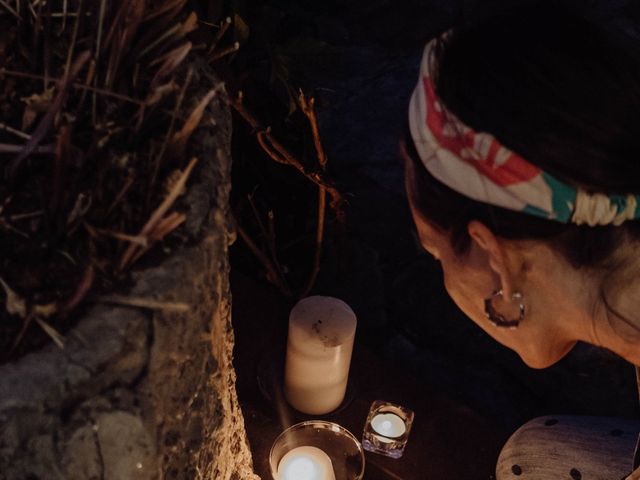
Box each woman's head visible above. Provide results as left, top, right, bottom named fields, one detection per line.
left=405, top=2, right=640, bottom=367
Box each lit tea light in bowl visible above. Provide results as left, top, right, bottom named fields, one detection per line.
left=270, top=421, right=365, bottom=480
left=362, top=401, right=415, bottom=458
left=277, top=446, right=336, bottom=480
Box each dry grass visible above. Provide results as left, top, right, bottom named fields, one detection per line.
left=0, top=0, right=232, bottom=355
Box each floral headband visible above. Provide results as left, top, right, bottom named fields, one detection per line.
left=408, top=39, right=639, bottom=227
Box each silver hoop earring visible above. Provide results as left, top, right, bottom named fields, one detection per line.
left=484, top=289, right=525, bottom=329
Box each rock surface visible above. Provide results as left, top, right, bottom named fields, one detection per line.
left=0, top=67, right=258, bottom=480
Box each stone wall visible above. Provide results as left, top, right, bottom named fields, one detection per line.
left=0, top=67, right=258, bottom=480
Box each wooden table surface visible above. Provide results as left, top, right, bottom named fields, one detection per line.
left=232, top=273, right=509, bottom=480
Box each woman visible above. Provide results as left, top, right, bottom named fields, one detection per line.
left=404, top=2, right=640, bottom=478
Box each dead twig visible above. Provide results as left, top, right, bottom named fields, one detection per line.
left=139, top=22, right=182, bottom=58
left=148, top=68, right=192, bottom=196
left=236, top=219, right=292, bottom=297
left=64, top=264, right=95, bottom=313
left=246, top=194, right=289, bottom=293
left=75, top=58, right=96, bottom=115
left=207, top=16, right=231, bottom=54
left=9, top=210, right=44, bottom=221
left=0, top=122, right=30, bottom=140
left=301, top=186, right=326, bottom=297
left=226, top=91, right=344, bottom=220
left=61, top=0, right=68, bottom=31
left=9, top=313, right=35, bottom=356
left=106, top=171, right=135, bottom=215
left=298, top=92, right=327, bottom=169
left=9, top=50, right=92, bottom=176
left=142, top=0, right=187, bottom=24
left=0, top=276, right=27, bottom=318
left=94, top=294, right=190, bottom=312
left=95, top=0, right=107, bottom=58
left=119, top=157, right=198, bottom=270
left=209, top=42, right=239, bottom=62
left=0, top=143, right=54, bottom=154
left=267, top=210, right=277, bottom=256
left=34, top=316, right=65, bottom=348
left=62, top=0, right=83, bottom=83
left=0, top=0, right=21, bottom=20
left=84, top=223, right=148, bottom=247
left=149, top=41, right=192, bottom=89
left=0, top=277, right=57, bottom=355
left=0, top=69, right=141, bottom=104
left=299, top=92, right=328, bottom=297
left=128, top=211, right=186, bottom=266
left=171, top=84, right=223, bottom=156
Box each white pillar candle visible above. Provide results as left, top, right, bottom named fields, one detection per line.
left=371, top=412, right=406, bottom=443
left=284, top=296, right=357, bottom=415
left=277, top=446, right=337, bottom=480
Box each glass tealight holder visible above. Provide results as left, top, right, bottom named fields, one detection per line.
left=362, top=400, right=415, bottom=459
left=269, top=420, right=365, bottom=480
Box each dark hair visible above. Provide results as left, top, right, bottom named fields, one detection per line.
left=405, top=1, right=640, bottom=269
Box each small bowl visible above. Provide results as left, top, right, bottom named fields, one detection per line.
left=269, top=420, right=365, bottom=480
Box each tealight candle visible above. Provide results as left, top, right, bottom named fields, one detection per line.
left=362, top=400, right=415, bottom=458
left=371, top=412, right=407, bottom=443
left=277, top=446, right=337, bottom=480
left=284, top=296, right=357, bottom=415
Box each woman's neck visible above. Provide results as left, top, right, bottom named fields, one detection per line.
left=580, top=241, right=640, bottom=366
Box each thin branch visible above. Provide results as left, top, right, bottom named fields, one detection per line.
left=9, top=210, right=44, bottom=221
left=138, top=22, right=181, bottom=57
left=9, top=50, right=91, bottom=176
left=8, top=313, right=34, bottom=356
left=63, top=264, right=94, bottom=313
left=0, top=0, right=21, bottom=20
left=207, top=16, right=231, bottom=54
left=267, top=209, right=277, bottom=257
left=172, top=84, right=223, bottom=155
left=63, top=0, right=83, bottom=79
left=84, top=223, right=148, bottom=246
left=299, top=92, right=328, bottom=297
left=0, top=68, right=144, bottom=105
left=95, top=0, right=107, bottom=59
left=301, top=186, right=326, bottom=297
left=94, top=295, right=190, bottom=312
left=119, top=157, right=198, bottom=270
left=106, top=172, right=135, bottom=215
left=247, top=191, right=269, bottom=242
left=0, top=122, right=30, bottom=140
left=225, top=91, right=344, bottom=219
left=235, top=220, right=292, bottom=297
left=209, top=41, right=239, bottom=62
left=148, top=68, right=192, bottom=199
left=35, top=316, right=65, bottom=348
left=128, top=212, right=186, bottom=266
left=75, top=58, right=96, bottom=115
left=246, top=194, right=289, bottom=292
left=298, top=91, right=327, bottom=168
left=255, top=129, right=289, bottom=166
left=61, top=0, right=68, bottom=31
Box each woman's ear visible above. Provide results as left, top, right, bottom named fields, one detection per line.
left=467, top=220, right=517, bottom=298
